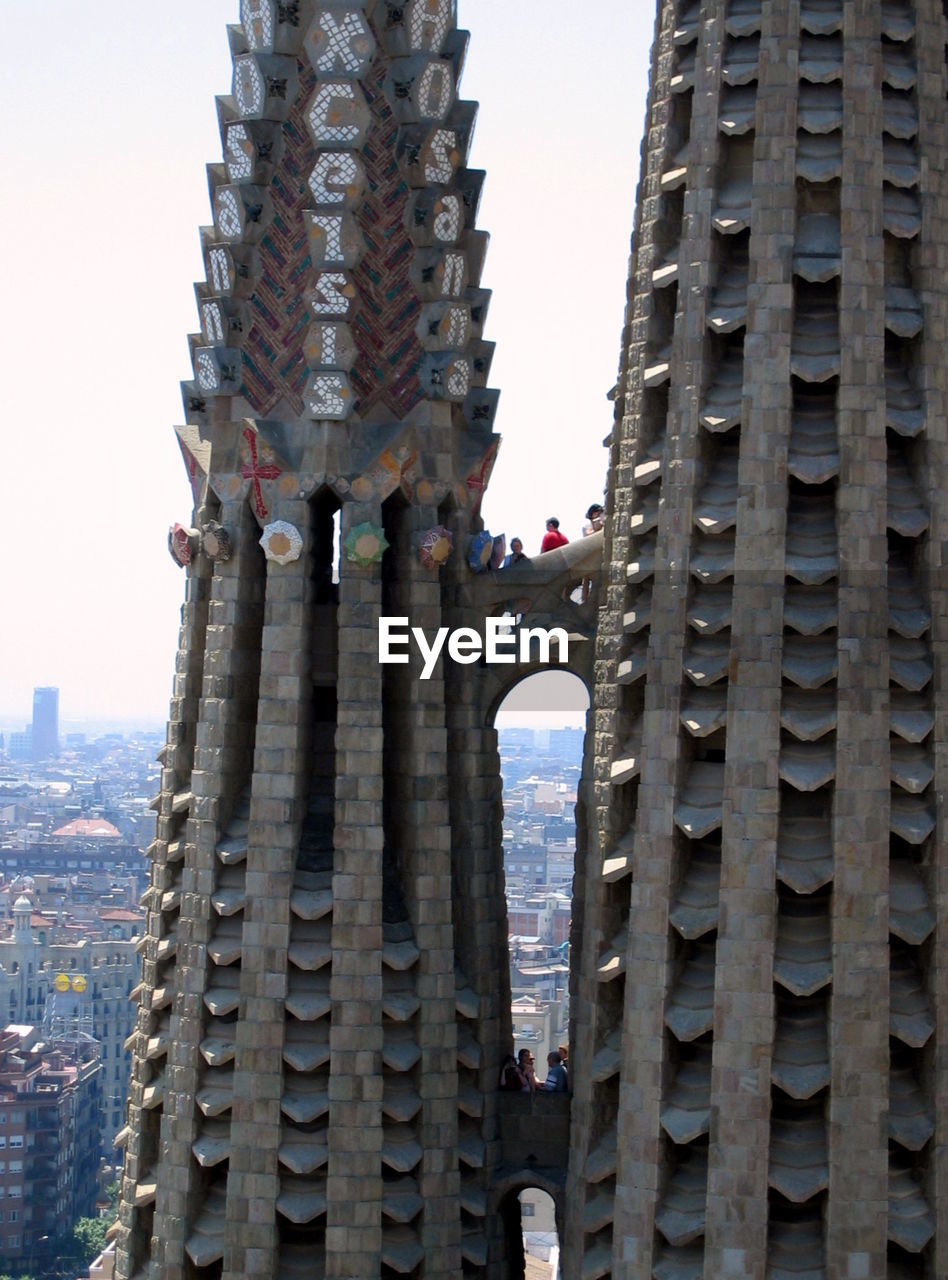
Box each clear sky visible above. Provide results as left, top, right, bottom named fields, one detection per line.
left=0, top=2, right=654, bottom=728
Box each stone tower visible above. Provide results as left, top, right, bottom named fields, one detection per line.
left=571, top=0, right=948, bottom=1277
left=116, top=3, right=599, bottom=1279
left=119, top=1, right=948, bottom=1279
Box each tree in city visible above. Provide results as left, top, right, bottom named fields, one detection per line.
left=72, top=1214, right=110, bottom=1264
left=71, top=1181, right=120, bottom=1267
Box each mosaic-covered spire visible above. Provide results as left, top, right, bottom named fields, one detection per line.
left=117, top=4, right=503, bottom=1278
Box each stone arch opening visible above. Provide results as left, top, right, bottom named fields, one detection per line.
left=490, top=670, right=589, bottom=1098
left=491, top=1176, right=565, bottom=1280
left=518, top=1188, right=560, bottom=1279
left=488, top=669, right=590, bottom=731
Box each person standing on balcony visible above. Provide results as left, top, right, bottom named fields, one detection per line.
left=541, top=1051, right=569, bottom=1092
left=517, top=1048, right=538, bottom=1092
left=540, top=518, right=569, bottom=553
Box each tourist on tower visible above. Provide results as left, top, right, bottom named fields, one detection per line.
left=541, top=1051, right=569, bottom=1092
left=503, top=537, right=527, bottom=566
left=581, top=503, right=604, bottom=601
left=540, top=517, right=569, bottom=553
left=583, top=503, right=604, bottom=536
left=517, top=1048, right=537, bottom=1092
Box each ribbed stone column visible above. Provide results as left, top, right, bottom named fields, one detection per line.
left=915, top=2, right=948, bottom=1274
left=117, top=522, right=213, bottom=1280
left=153, top=498, right=264, bottom=1280
left=614, top=4, right=728, bottom=1277
left=225, top=498, right=314, bottom=1277
left=567, top=0, right=697, bottom=1272
left=393, top=504, right=462, bottom=1277
left=443, top=649, right=507, bottom=1274
left=826, top=3, right=889, bottom=1272
left=704, top=0, right=797, bottom=1271
left=326, top=499, right=385, bottom=1277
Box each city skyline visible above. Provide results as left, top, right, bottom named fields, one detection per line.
left=0, top=706, right=588, bottom=736
left=0, top=669, right=590, bottom=735
left=0, top=1, right=650, bottom=725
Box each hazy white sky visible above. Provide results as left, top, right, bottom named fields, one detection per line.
left=0, top=2, right=654, bottom=727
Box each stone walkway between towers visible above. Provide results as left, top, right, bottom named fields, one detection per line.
left=491, top=1094, right=571, bottom=1232
left=474, top=530, right=604, bottom=713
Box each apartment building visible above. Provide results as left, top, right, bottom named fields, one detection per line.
left=0, top=1025, right=101, bottom=1266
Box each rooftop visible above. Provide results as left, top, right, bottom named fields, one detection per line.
left=52, top=818, right=121, bottom=838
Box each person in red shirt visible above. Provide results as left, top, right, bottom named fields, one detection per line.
left=540, top=517, right=569, bottom=553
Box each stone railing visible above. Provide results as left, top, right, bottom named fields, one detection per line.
left=494, top=1091, right=571, bottom=1177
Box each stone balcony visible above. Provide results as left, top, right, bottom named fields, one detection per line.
left=494, top=1091, right=571, bottom=1182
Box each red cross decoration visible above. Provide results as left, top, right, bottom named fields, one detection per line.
left=240, top=426, right=283, bottom=520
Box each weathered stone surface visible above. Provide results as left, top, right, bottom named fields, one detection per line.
left=118, top=3, right=948, bottom=1279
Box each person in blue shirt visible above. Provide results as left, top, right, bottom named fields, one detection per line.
left=503, top=537, right=527, bottom=567
left=542, top=1050, right=569, bottom=1092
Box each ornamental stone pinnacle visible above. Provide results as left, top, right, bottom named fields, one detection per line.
left=119, top=1, right=948, bottom=1278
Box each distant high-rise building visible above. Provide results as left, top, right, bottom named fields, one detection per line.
left=0, top=895, right=142, bottom=1154
left=547, top=726, right=584, bottom=760
left=31, top=687, right=58, bottom=760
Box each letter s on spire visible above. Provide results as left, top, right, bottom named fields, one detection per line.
left=409, top=0, right=454, bottom=53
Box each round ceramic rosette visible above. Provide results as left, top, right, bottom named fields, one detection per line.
left=201, top=521, right=233, bottom=562
left=168, top=523, right=198, bottom=568
left=260, top=521, right=303, bottom=566
left=468, top=530, right=494, bottom=573
left=344, top=522, right=389, bottom=567
left=419, top=525, right=454, bottom=569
